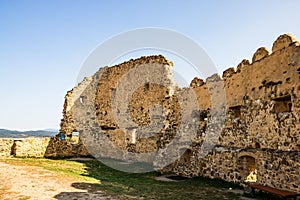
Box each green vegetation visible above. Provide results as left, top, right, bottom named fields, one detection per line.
left=2, top=158, right=244, bottom=200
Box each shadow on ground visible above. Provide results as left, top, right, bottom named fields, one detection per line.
left=54, top=182, right=118, bottom=200
left=52, top=159, right=253, bottom=200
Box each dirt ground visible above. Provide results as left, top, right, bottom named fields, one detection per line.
left=0, top=161, right=119, bottom=200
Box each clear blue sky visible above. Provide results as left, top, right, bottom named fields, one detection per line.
left=1, top=0, right=300, bottom=131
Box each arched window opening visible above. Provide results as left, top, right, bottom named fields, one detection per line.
left=238, top=155, right=257, bottom=182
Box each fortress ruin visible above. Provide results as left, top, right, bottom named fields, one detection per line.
left=54, top=34, right=300, bottom=193
left=60, top=34, right=300, bottom=192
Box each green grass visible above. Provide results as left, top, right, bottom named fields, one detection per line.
left=1, top=158, right=98, bottom=183
left=2, top=158, right=244, bottom=200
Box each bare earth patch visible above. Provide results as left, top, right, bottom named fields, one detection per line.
left=0, top=161, right=118, bottom=200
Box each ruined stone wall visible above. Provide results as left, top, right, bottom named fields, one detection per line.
left=0, top=137, right=89, bottom=158
left=169, top=148, right=299, bottom=192
left=60, top=76, right=93, bottom=135
left=0, top=138, right=14, bottom=157
left=60, top=55, right=180, bottom=160
left=218, top=34, right=300, bottom=151
left=95, top=56, right=174, bottom=129
left=166, top=34, right=300, bottom=193
left=0, top=138, right=49, bottom=157
left=58, top=34, right=299, bottom=192
left=44, top=137, right=89, bottom=158
left=95, top=56, right=178, bottom=154
left=187, top=34, right=300, bottom=151
left=258, top=150, right=299, bottom=192
left=13, top=138, right=50, bottom=157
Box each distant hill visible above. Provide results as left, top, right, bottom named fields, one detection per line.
left=0, top=128, right=58, bottom=138
left=43, top=129, right=59, bottom=133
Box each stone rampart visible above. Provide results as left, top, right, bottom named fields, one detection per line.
left=57, top=34, right=300, bottom=192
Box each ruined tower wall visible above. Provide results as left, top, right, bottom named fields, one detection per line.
left=59, top=55, right=180, bottom=161
left=95, top=56, right=174, bottom=129
left=59, top=77, right=93, bottom=135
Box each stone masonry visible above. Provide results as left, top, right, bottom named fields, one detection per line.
left=0, top=138, right=49, bottom=157
left=58, top=34, right=300, bottom=193
left=0, top=137, right=89, bottom=158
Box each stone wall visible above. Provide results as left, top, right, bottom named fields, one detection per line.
left=167, top=148, right=299, bottom=192
left=165, top=34, right=300, bottom=193
left=60, top=55, right=181, bottom=161
left=0, top=138, right=14, bottom=157
left=44, top=137, right=89, bottom=158
left=60, top=76, right=93, bottom=135
left=0, top=138, right=50, bottom=157
left=0, top=137, right=89, bottom=158
left=58, top=34, right=300, bottom=192
left=12, top=138, right=50, bottom=157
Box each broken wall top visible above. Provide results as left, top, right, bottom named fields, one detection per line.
left=192, top=33, right=300, bottom=109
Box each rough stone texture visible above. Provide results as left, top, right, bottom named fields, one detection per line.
left=0, top=138, right=14, bottom=157
left=252, top=47, right=270, bottom=63
left=236, top=59, right=250, bottom=73
left=58, top=34, right=300, bottom=193
left=222, top=67, right=236, bottom=78
left=60, top=77, right=93, bottom=135
left=272, top=33, right=299, bottom=52
left=44, top=137, right=89, bottom=158
left=13, top=138, right=50, bottom=157
left=0, top=137, right=89, bottom=158
left=66, top=55, right=181, bottom=163
left=166, top=33, right=300, bottom=193
left=0, top=138, right=49, bottom=157
left=59, top=90, right=76, bottom=135
left=190, top=77, right=205, bottom=88
left=95, top=56, right=174, bottom=129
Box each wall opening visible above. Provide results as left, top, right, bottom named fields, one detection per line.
left=238, top=156, right=257, bottom=182
left=273, top=95, right=292, bottom=113
left=180, top=149, right=192, bottom=163
left=131, top=129, right=136, bottom=144
left=195, top=110, right=208, bottom=121
left=144, top=82, right=150, bottom=91
left=67, top=132, right=80, bottom=144
left=111, top=88, right=116, bottom=98
left=100, top=125, right=116, bottom=130
left=10, top=141, right=17, bottom=156
left=79, top=96, right=84, bottom=104
left=229, top=105, right=242, bottom=118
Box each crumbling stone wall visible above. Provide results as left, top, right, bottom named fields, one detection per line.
left=0, top=137, right=89, bottom=158
left=60, top=76, right=93, bottom=135
left=0, top=138, right=49, bottom=157
left=13, top=138, right=50, bottom=157
left=44, top=137, right=89, bottom=158
left=59, top=34, right=299, bottom=192
left=59, top=56, right=178, bottom=155
left=166, top=34, right=300, bottom=193
left=95, top=56, right=174, bottom=129
left=0, top=138, right=14, bottom=157
left=64, top=56, right=182, bottom=163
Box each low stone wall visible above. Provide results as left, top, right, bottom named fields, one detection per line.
left=13, top=138, right=50, bottom=157
left=44, top=137, right=89, bottom=158
left=0, top=138, right=14, bottom=157
left=0, top=137, right=89, bottom=158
